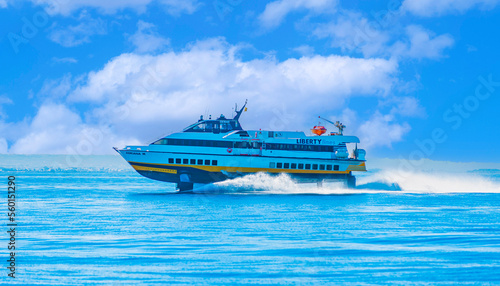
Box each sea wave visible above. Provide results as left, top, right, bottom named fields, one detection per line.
left=0, top=154, right=130, bottom=172
left=2, top=155, right=500, bottom=194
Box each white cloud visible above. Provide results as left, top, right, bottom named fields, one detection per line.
left=314, top=14, right=453, bottom=60
left=292, top=45, right=315, bottom=56
left=259, top=0, right=337, bottom=29
left=64, top=38, right=397, bottom=151
left=9, top=104, right=82, bottom=154
left=17, top=0, right=199, bottom=16
left=0, top=138, right=7, bottom=153
left=52, top=57, right=78, bottom=64
left=392, top=25, right=454, bottom=60
left=48, top=12, right=107, bottom=47
left=159, top=0, right=200, bottom=16
left=388, top=96, right=426, bottom=118
left=401, top=0, right=500, bottom=17
left=9, top=104, right=141, bottom=154
left=313, top=12, right=391, bottom=58
left=38, top=74, right=73, bottom=99
left=0, top=95, right=13, bottom=120
left=129, top=21, right=170, bottom=53
left=0, top=0, right=7, bottom=8
left=27, top=0, right=152, bottom=15
left=327, top=105, right=418, bottom=149
left=359, top=112, right=411, bottom=149
left=5, top=38, right=411, bottom=154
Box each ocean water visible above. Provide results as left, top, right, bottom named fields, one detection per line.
left=2, top=155, right=500, bottom=285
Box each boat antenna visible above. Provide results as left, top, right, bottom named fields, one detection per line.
left=233, top=99, right=248, bottom=121
left=318, top=116, right=335, bottom=126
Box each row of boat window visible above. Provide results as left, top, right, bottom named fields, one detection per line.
left=266, top=143, right=335, bottom=152
left=152, top=139, right=340, bottom=153
left=168, top=158, right=218, bottom=166
left=270, top=162, right=340, bottom=171
left=166, top=157, right=340, bottom=170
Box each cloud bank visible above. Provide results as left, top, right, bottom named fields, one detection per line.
left=5, top=38, right=412, bottom=154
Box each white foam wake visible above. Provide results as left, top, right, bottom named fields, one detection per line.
left=193, top=171, right=500, bottom=195
left=366, top=170, right=500, bottom=193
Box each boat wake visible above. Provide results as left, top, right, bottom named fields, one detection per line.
left=191, top=171, right=500, bottom=195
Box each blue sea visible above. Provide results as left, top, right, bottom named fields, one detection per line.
left=2, top=155, right=500, bottom=285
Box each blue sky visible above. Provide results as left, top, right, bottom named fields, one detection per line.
left=0, top=0, right=499, bottom=162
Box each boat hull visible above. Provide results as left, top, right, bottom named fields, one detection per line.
left=116, top=149, right=364, bottom=190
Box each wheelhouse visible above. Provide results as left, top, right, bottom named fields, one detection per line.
left=183, top=117, right=242, bottom=133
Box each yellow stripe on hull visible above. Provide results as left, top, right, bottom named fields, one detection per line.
left=132, top=165, right=178, bottom=174
left=129, top=161, right=366, bottom=174
left=346, top=162, right=366, bottom=172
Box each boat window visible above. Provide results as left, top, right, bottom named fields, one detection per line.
left=277, top=163, right=283, bottom=168
left=176, top=158, right=181, bottom=164
left=334, top=165, right=339, bottom=171
left=168, top=158, right=174, bottom=164
left=197, top=159, right=203, bottom=165
left=151, top=139, right=167, bottom=145
left=184, top=119, right=242, bottom=133
left=183, top=159, right=188, bottom=164
left=155, top=140, right=334, bottom=151
left=298, top=163, right=304, bottom=169
left=284, top=163, right=290, bottom=169
left=291, top=163, right=297, bottom=169
left=319, top=164, right=325, bottom=170
left=238, top=131, right=249, bottom=137
left=235, top=142, right=248, bottom=148
left=212, top=160, right=218, bottom=166
left=192, top=123, right=206, bottom=131
left=220, top=120, right=232, bottom=132
left=326, top=165, right=333, bottom=171
left=190, top=159, right=196, bottom=165
left=205, top=160, right=210, bottom=165
left=205, top=122, right=215, bottom=132
left=305, top=164, right=311, bottom=170
left=269, top=162, right=275, bottom=168
left=312, top=164, right=318, bottom=170
left=231, top=121, right=240, bottom=129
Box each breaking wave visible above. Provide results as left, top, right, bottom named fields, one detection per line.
left=192, top=171, right=500, bottom=195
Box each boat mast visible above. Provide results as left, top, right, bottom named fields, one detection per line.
left=233, top=99, right=248, bottom=121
